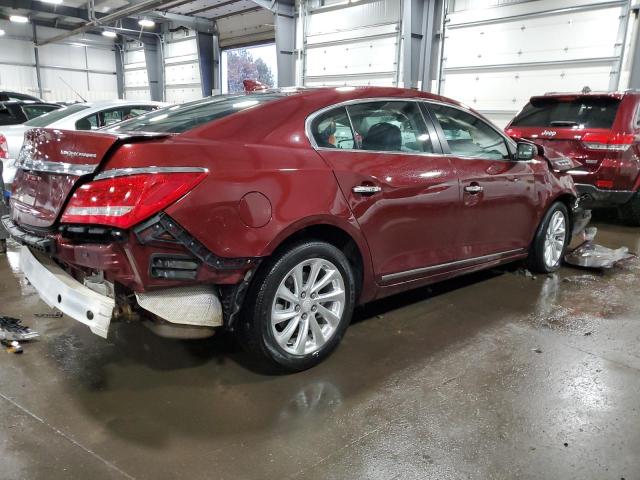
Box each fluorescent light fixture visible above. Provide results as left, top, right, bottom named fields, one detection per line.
left=102, top=30, right=117, bottom=38
left=9, top=15, right=29, bottom=23
left=0, top=29, right=5, bottom=36
left=138, top=18, right=155, bottom=28
left=40, top=0, right=64, bottom=4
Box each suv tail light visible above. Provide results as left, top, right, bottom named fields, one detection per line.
left=582, top=132, right=635, bottom=151
left=505, top=128, right=522, bottom=139
left=61, top=170, right=207, bottom=229
left=0, top=134, right=8, bottom=159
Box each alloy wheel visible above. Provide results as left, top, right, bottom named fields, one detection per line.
left=543, top=210, right=566, bottom=269
left=271, top=258, right=346, bottom=355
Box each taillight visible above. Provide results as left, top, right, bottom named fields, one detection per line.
left=582, top=132, right=635, bottom=151
left=0, top=134, right=8, bottom=159
left=61, top=171, right=207, bottom=228
left=505, top=128, right=521, bottom=139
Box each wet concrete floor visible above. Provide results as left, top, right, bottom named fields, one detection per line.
left=1, top=221, right=639, bottom=479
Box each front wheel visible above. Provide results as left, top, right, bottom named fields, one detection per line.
left=237, top=240, right=356, bottom=372
left=527, top=202, right=569, bottom=273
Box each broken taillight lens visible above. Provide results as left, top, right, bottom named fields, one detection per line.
left=582, top=132, right=635, bottom=151
left=0, top=134, right=8, bottom=159
left=60, top=171, right=206, bottom=229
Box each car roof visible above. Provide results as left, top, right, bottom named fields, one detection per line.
left=0, top=100, right=61, bottom=107
left=48, top=100, right=167, bottom=123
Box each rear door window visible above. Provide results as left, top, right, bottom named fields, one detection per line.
left=310, top=107, right=355, bottom=149
left=511, top=97, right=620, bottom=129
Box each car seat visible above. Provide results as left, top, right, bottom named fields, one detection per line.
left=362, top=122, right=401, bottom=151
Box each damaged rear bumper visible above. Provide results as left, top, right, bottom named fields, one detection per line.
left=19, top=245, right=114, bottom=338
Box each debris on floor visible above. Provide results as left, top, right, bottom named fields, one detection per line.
left=1, top=339, right=23, bottom=354
left=564, top=227, right=636, bottom=269
left=0, top=316, right=39, bottom=342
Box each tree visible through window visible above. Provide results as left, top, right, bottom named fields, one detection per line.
left=225, top=47, right=275, bottom=93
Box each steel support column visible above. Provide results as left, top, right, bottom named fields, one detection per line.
left=115, top=44, right=125, bottom=99
left=401, top=0, right=443, bottom=91
left=628, top=4, right=640, bottom=89
left=212, top=34, right=221, bottom=93
left=143, top=37, right=164, bottom=101
left=32, top=23, right=43, bottom=99
left=275, top=2, right=296, bottom=87
left=196, top=31, right=215, bottom=97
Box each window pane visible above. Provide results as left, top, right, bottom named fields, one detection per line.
left=311, top=107, right=355, bottom=149
left=76, top=114, right=97, bottom=130
left=109, top=94, right=284, bottom=133
left=347, top=101, right=433, bottom=153
left=431, top=104, right=508, bottom=160
left=511, top=97, right=620, bottom=129
left=22, top=105, right=59, bottom=120
left=24, top=103, right=89, bottom=127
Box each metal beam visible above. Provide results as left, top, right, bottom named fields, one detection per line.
left=115, top=44, right=125, bottom=99
left=274, top=1, right=295, bottom=87
left=143, top=36, right=165, bottom=101
left=196, top=31, right=214, bottom=97
left=401, top=0, right=442, bottom=90
left=32, top=23, right=43, bottom=99
left=628, top=4, right=640, bottom=88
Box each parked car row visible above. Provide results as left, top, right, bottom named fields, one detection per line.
left=1, top=86, right=594, bottom=372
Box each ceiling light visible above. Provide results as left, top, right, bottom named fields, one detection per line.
left=138, top=18, right=155, bottom=28
left=102, top=30, right=117, bottom=38
left=9, top=15, right=29, bottom=23
left=0, top=29, right=5, bottom=36
left=40, top=0, right=64, bottom=4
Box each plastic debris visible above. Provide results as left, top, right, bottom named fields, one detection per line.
left=564, top=226, right=636, bottom=269
left=564, top=243, right=635, bottom=269
left=0, top=316, right=39, bottom=342
left=1, top=339, right=23, bottom=354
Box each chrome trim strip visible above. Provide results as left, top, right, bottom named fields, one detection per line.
left=94, top=166, right=209, bottom=180
left=16, top=158, right=96, bottom=176
left=381, top=248, right=526, bottom=283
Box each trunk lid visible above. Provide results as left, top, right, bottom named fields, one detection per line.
left=10, top=128, right=168, bottom=229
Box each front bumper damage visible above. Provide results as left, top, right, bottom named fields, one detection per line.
left=571, top=198, right=592, bottom=238
left=574, top=183, right=635, bottom=208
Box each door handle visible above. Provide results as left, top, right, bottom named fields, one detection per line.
left=352, top=185, right=382, bottom=194
left=464, top=184, right=484, bottom=194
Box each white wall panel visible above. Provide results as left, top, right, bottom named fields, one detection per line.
left=217, top=9, right=275, bottom=48
left=302, top=0, right=401, bottom=86
left=441, top=0, right=627, bottom=127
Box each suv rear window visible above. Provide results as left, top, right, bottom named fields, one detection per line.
left=110, top=94, right=285, bottom=134
left=511, top=97, right=620, bottom=129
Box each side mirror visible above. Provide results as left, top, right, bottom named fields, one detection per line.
left=515, top=142, right=536, bottom=161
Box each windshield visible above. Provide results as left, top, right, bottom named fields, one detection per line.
left=511, top=97, right=620, bottom=129
left=108, top=94, right=285, bottom=133
left=24, top=103, right=89, bottom=127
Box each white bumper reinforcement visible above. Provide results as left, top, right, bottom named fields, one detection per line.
left=19, top=246, right=114, bottom=338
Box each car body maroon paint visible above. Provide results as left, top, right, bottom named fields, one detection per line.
left=506, top=91, right=640, bottom=222
left=3, top=87, right=588, bottom=369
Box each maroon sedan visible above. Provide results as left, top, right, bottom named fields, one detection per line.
left=2, top=87, right=589, bottom=371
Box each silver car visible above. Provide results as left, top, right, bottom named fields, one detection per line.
left=1, top=100, right=166, bottom=190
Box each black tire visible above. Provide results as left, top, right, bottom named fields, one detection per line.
left=236, top=240, right=356, bottom=373
left=527, top=202, right=570, bottom=274
left=618, top=192, right=640, bottom=226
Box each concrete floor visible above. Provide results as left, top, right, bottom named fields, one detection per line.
left=1, top=222, right=639, bottom=480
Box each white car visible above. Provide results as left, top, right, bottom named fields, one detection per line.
left=0, top=100, right=166, bottom=190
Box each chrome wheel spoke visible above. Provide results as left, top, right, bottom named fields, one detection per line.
left=309, top=314, right=325, bottom=348
left=543, top=210, right=567, bottom=268
left=276, top=284, right=298, bottom=305
left=272, top=309, right=298, bottom=325
left=317, top=304, right=341, bottom=328
left=293, top=316, right=309, bottom=354
left=311, top=268, right=336, bottom=294
left=276, top=316, right=300, bottom=347
left=317, top=288, right=345, bottom=303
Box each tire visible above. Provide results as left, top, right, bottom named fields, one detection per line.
left=236, top=240, right=356, bottom=372
left=527, top=202, right=570, bottom=273
left=618, top=192, right=640, bottom=226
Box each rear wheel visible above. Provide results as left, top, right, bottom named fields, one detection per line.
left=237, top=240, right=356, bottom=372
left=527, top=202, right=569, bottom=273
left=618, top=192, right=640, bottom=226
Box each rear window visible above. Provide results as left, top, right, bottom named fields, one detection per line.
left=22, top=104, right=60, bottom=120
left=0, top=106, right=17, bottom=125
left=511, top=97, right=620, bottom=129
left=109, top=94, right=284, bottom=133
left=24, top=103, right=89, bottom=127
